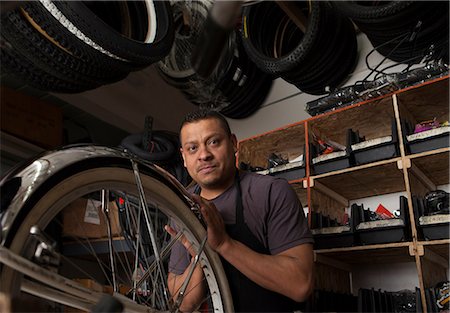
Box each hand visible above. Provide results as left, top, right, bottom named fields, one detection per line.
left=191, top=194, right=232, bottom=254
left=164, top=224, right=197, bottom=257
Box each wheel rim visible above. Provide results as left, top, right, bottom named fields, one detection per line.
left=1, top=167, right=231, bottom=312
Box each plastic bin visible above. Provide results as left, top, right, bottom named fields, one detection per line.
left=405, top=122, right=450, bottom=154
left=350, top=119, right=399, bottom=165
left=412, top=195, right=450, bottom=240
left=354, top=196, right=410, bottom=245
left=311, top=211, right=356, bottom=249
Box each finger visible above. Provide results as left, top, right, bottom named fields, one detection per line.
left=164, top=225, right=177, bottom=237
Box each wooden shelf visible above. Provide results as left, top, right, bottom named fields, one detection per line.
left=396, top=77, right=449, bottom=124
left=408, top=148, right=450, bottom=187
left=290, top=181, right=308, bottom=208
left=314, top=242, right=414, bottom=265
left=237, top=76, right=448, bottom=310
left=418, top=239, right=450, bottom=262
left=239, top=122, right=305, bottom=168
left=308, top=95, right=394, bottom=146
left=311, top=158, right=405, bottom=200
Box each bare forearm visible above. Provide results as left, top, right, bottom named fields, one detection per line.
left=168, top=264, right=206, bottom=312
left=217, top=240, right=314, bottom=302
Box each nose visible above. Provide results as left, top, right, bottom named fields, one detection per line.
left=198, top=144, right=213, bottom=161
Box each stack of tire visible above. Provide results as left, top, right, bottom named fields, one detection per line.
left=241, top=1, right=358, bottom=95
left=0, top=1, right=174, bottom=93
left=331, top=1, right=449, bottom=65
left=157, top=0, right=273, bottom=119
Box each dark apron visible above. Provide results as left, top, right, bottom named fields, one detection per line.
left=194, top=173, right=302, bottom=312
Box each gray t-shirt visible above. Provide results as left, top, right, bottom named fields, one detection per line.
left=168, top=171, right=313, bottom=275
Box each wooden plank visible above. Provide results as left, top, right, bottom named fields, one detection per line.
left=315, top=244, right=414, bottom=264
left=409, top=151, right=450, bottom=187
left=315, top=161, right=405, bottom=200
left=314, top=263, right=351, bottom=293
left=421, top=258, right=449, bottom=288
left=313, top=181, right=348, bottom=207
left=410, top=163, right=436, bottom=191
left=314, top=253, right=352, bottom=272
left=311, top=157, right=401, bottom=180
left=308, top=96, right=394, bottom=147
left=238, top=123, right=305, bottom=168
left=310, top=188, right=346, bottom=223
left=423, top=248, right=449, bottom=269
left=396, top=77, right=449, bottom=124
left=290, top=182, right=308, bottom=208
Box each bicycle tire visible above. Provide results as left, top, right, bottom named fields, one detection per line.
left=0, top=146, right=233, bottom=312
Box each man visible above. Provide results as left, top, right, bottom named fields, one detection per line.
left=166, top=109, right=314, bottom=312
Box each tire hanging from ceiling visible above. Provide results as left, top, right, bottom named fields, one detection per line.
left=241, top=1, right=358, bottom=96
left=0, top=0, right=174, bottom=93
left=156, top=0, right=273, bottom=119
left=331, top=1, right=449, bottom=65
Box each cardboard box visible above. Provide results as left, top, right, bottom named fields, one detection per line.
left=0, top=86, right=63, bottom=148
left=62, top=198, right=121, bottom=239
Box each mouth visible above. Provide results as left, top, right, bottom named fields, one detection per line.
left=197, top=165, right=216, bottom=174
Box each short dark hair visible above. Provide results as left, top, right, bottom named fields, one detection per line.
left=180, top=108, right=232, bottom=136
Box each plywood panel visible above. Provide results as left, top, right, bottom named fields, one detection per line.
left=310, top=188, right=346, bottom=223
left=290, top=182, right=308, bottom=208
left=316, top=162, right=405, bottom=200
left=314, top=263, right=351, bottom=293
left=316, top=245, right=414, bottom=264
left=238, top=123, right=305, bottom=168
left=421, top=258, right=449, bottom=288
left=396, top=78, right=449, bottom=124
left=309, top=96, right=394, bottom=145
left=410, top=151, right=450, bottom=187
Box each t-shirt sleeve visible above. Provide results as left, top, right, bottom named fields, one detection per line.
left=168, top=241, right=191, bottom=275
left=167, top=220, right=191, bottom=275
left=266, top=179, right=314, bottom=255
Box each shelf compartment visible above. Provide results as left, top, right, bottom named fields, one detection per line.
left=238, top=122, right=305, bottom=170
left=308, top=95, right=395, bottom=154
left=396, top=77, right=449, bottom=126
left=314, top=242, right=414, bottom=264
left=408, top=148, right=450, bottom=188
left=290, top=182, right=308, bottom=208
left=311, top=159, right=405, bottom=200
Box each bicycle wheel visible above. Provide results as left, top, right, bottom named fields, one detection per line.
left=0, top=146, right=233, bottom=312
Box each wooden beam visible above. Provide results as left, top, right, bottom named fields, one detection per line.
left=314, top=181, right=349, bottom=207
left=314, top=253, right=352, bottom=272
left=276, top=1, right=308, bottom=33
left=410, top=163, right=436, bottom=191
left=422, top=247, right=449, bottom=269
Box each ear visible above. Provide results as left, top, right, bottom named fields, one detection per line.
left=231, top=134, right=238, bottom=154
left=180, top=147, right=187, bottom=167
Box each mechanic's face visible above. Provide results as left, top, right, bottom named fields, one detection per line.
left=180, top=118, right=237, bottom=193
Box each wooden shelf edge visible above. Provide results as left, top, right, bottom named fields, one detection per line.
left=310, top=156, right=402, bottom=180
left=314, top=241, right=413, bottom=254
left=406, top=147, right=450, bottom=160
left=417, top=239, right=450, bottom=246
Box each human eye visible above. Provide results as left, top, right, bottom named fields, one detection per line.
left=186, top=145, right=197, bottom=153
left=208, top=137, right=220, bottom=146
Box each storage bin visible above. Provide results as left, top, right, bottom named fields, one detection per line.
left=311, top=211, right=356, bottom=249
left=351, top=119, right=399, bottom=165
left=269, top=159, right=305, bottom=180
left=354, top=196, right=410, bottom=245
left=311, top=132, right=353, bottom=175
left=413, top=195, right=450, bottom=240
left=404, top=121, right=450, bottom=154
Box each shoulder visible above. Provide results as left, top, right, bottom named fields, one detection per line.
left=240, top=171, right=292, bottom=192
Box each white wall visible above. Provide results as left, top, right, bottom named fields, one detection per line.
left=228, top=33, right=411, bottom=141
